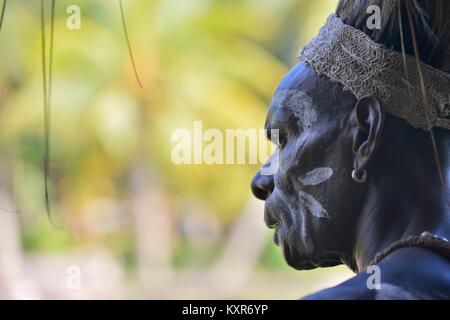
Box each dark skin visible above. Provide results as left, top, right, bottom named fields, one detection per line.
left=251, top=61, right=450, bottom=299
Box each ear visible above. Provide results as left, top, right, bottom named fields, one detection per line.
left=351, top=96, right=384, bottom=170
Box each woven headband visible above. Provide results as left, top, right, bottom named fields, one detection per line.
left=299, top=14, right=450, bottom=131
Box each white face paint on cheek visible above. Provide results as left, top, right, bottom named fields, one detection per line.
left=298, top=191, right=329, bottom=219
left=297, top=167, right=333, bottom=219
left=298, top=167, right=333, bottom=186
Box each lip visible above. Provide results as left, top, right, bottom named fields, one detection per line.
left=273, top=226, right=280, bottom=246
left=264, top=206, right=280, bottom=229
left=264, top=204, right=282, bottom=247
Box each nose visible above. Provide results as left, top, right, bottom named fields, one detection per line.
left=251, top=171, right=274, bottom=200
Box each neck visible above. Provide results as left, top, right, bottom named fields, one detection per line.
left=351, top=167, right=450, bottom=273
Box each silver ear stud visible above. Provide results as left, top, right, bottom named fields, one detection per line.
left=351, top=168, right=367, bottom=183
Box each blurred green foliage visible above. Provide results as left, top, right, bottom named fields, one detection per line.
left=0, top=0, right=337, bottom=269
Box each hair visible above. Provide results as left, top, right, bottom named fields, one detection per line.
left=336, top=0, right=450, bottom=199
left=336, top=0, right=450, bottom=72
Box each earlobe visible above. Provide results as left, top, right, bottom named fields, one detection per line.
left=351, top=96, right=384, bottom=172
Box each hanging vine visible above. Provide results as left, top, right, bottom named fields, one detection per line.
left=24, top=0, right=142, bottom=224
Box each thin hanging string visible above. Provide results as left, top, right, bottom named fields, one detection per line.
left=405, top=3, right=450, bottom=207
left=0, top=0, right=6, bottom=32
left=40, top=0, right=48, bottom=218
left=397, top=1, right=412, bottom=98
left=41, top=0, right=59, bottom=226
left=119, top=0, right=142, bottom=88
left=47, top=0, right=55, bottom=220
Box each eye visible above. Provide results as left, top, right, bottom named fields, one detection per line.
left=276, top=132, right=287, bottom=149
left=266, top=127, right=287, bottom=149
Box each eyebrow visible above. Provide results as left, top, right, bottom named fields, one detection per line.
left=265, top=89, right=316, bottom=141
left=265, top=110, right=291, bottom=142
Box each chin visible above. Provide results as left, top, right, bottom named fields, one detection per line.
left=286, top=257, right=317, bottom=270
left=277, top=235, right=314, bottom=270
left=284, top=250, right=342, bottom=270
left=282, top=247, right=316, bottom=270
left=278, top=233, right=342, bottom=270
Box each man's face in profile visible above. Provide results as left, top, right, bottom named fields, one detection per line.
left=251, top=62, right=363, bottom=270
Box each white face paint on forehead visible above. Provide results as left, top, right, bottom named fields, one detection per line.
left=271, top=89, right=318, bottom=132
